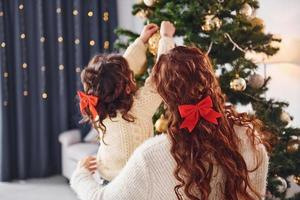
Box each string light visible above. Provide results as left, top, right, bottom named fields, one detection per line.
left=3, top=72, right=8, bottom=78
left=103, top=12, right=109, bottom=21
left=40, top=36, right=45, bottom=42
left=104, top=41, right=109, bottom=49
left=23, top=91, right=28, bottom=96
left=22, top=63, right=27, bottom=69
left=58, top=36, right=63, bottom=42
left=19, top=4, right=24, bottom=10
left=20, top=33, right=26, bottom=39
left=73, top=10, right=79, bottom=16
left=1, top=42, right=5, bottom=48
left=41, top=66, right=46, bottom=71
left=0, top=11, right=3, bottom=16
left=88, top=11, right=93, bottom=17
left=3, top=101, right=8, bottom=106
left=42, top=93, right=48, bottom=99
left=56, top=8, right=62, bottom=14
left=74, top=39, right=80, bottom=44
left=75, top=67, right=81, bottom=73
left=89, top=40, right=95, bottom=46
left=59, top=64, right=64, bottom=70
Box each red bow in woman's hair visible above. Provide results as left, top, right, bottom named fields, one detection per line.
left=178, top=96, right=222, bottom=132
left=77, top=91, right=99, bottom=120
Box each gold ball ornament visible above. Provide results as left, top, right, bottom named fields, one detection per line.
left=248, top=73, right=265, bottom=89
left=201, top=15, right=222, bottom=32
left=294, top=176, right=300, bottom=186
left=239, top=3, right=253, bottom=17
left=135, top=10, right=151, bottom=18
left=213, top=17, right=222, bottom=29
left=148, top=31, right=161, bottom=56
left=230, top=75, right=247, bottom=91
left=250, top=17, right=265, bottom=32
left=273, top=176, right=288, bottom=193
left=287, top=136, right=300, bottom=153
left=155, top=115, right=169, bottom=133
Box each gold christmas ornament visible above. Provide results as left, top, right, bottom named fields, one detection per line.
left=213, top=17, right=222, bottom=29
left=250, top=17, right=265, bottom=32
left=287, top=136, right=300, bottom=153
left=273, top=176, right=288, bottom=193
left=230, top=75, right=247, bottom=91
left=294, top=176, right=300, bottom=186
left=248, top=73, right=265, bottom=89
left=201, top=23, right=212, bottom=32
left=155, top=114, right=169, bottom=133
left=239, top=3, right=253, bottom=17
left=136, top=10, right=151, bottom=18
left=148, top=31, right=161, bottom=56
left=201, top=15, right=222, bottom=32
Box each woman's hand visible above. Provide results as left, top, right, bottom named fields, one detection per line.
left=160, top=21, right=175, bottom=37
left=78, top=156, right=97, bottom=173
left=140, top=23, right=159, bottom=43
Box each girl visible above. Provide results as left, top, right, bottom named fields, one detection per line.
left=77, top=22, right=175, bottom=182
left=71, top=46, right=269, bottom=200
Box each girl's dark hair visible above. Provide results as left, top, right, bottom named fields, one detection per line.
left=152, top=46, right=265, bottom=200
left=80, top=54, right=136, bottom=134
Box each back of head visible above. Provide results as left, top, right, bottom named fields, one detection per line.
left=152, top=46, right=262, bottom=200
left=80, top=54, right=136, bottom=132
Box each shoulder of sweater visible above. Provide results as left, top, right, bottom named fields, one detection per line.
left=233, top=124, right=268, bottom=155
left=135, top=134, right=170, bottom=156
left=233, top=124, right=253, bottom=141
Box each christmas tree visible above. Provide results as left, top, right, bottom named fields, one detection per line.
left=114, top=0, right=300, bottom=199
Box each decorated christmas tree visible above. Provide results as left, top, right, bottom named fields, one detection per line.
left=114, top=0, right=300, bottom=199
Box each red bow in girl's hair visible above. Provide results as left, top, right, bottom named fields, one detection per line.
left=77, top=91, right=99, bottom=120
left=178, top=96, right=222, bottom=132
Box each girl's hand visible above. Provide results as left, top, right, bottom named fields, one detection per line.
left=160, top=21, right=175, bottom=37
left=140, top=23, right=159, bottom=43
left=78, top=156, right=97, bottom=173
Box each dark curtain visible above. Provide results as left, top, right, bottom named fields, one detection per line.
left=0, top=0, right=118, bottom=181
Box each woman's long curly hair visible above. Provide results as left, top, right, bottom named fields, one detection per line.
left=80, top=54, right=136, bottom=134
left=152, top=46, right=265, bottom=200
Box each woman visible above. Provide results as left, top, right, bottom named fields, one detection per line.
left=70, top=39, right=269, bottom=200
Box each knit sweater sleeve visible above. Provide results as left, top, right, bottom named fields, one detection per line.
left=133, top=36, right=175, bottom=117
left=249, top=143, right=269, bottom=199
left=70, top=149, right=150, bottom=200
left=123, top=37, right=147, bottom=75
left=236, top=126, right=269, bottom=199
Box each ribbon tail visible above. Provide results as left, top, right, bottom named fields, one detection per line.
left=89, top=105, right=98, bottom=120
left=180, top=112, right=199, bottom=132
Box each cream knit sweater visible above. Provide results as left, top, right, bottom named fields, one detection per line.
left=95, top=37, right=175, bottom=181
left=71, top=125, right=269, bottom=200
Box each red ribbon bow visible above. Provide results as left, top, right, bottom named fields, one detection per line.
left=178, top=96, right=222, bottom=132
left=77, top=91, right=99, bottom=120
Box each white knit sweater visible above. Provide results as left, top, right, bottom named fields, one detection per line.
left=71, top=125, right=269, bottom=200
left=95, top=37, right=175, bottom=181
